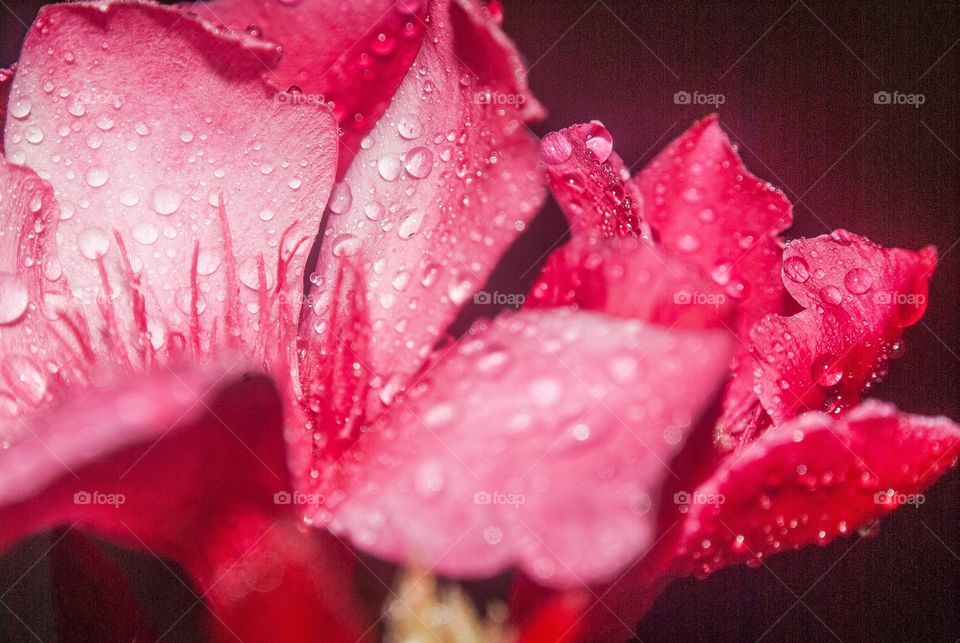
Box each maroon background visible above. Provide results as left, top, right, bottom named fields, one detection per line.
left=2, top=1, right=959, bottom=641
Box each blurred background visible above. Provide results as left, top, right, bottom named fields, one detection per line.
left=2, top=0, right=959, bottom=641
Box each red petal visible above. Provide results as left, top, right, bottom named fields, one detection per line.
left=538, top=121, right=645, bottom=240
left=0, top=361, right=365, bottom=641
left=5, top=1, right=338, bottom=363
left=527, top=236, right=735, bottom=329
left=305, top=0, right=545, bottom=409
left=751, top=231, right=936, bottom=424
left=672, top=401, right=960, bottom=576
left=184, top=0, right=428, bottom=174
left=321, top=309, right=732, bottom=585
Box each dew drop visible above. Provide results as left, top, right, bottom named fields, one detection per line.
left=397, top=209, right=425, bottom=239
left=843, top=267, right=873, bottom=295
left=783, top=256, right=810, bottom=283
left=812, top=354, right=843, bottom=387
left=0, top=274, right=29, bottom=325
left=150, top=185, right=182, bottom=215
left=819, top=285, right=843, bottom=305
left=131, top=221, right=159, bottom=246
left=196, top=249, right=222, bottom=276
left=78, top=227, right=110, bottom=260
left=332, top=233, right=361, bottom=257
left=85, top=167, right=109, bottom=188
left=403, top=146, right=433, bottom=179
left=539, top=131, right=573, bottom=164
left=377, top=156, right=402, bottom=181
left=9, top=99, right=31, bottom=120
left=329, top=182, right=353, bottom=214
left=397, top=116, right=423, bottom=140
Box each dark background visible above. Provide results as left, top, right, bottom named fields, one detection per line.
left=2, top=1, right=959, bottom=641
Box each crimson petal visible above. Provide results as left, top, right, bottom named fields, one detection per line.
left=321, top=309, right=731, bottom=585
left=185, top=0, right=428, bottom=174
left=0, top=360, right=365, bottom=641
left=751, top=231, right=936, bottom=424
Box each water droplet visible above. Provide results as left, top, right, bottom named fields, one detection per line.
left=377, top=156, right=402, bottom=181
left=197, top=249, right=221, bottom=276
left=329, top=182, right=353, bottom=214
left=584, top=123, right=613, bottom=162
left=258, top=208, right=275, bottom=222
left=397, top=209, right=425, bottom=239
left=529, top=376, right=563, bottom=408
left=403, top=146, right=433, bottom=179
left=0, top=274, right=29, bottom=325
left=95, top=114, right=115, bottom=131
left=397, top=116, right=423, bottom=140
left=783, top=256, right=810, bottom=283
left=676, top=233, right=701, bottom=253
left=819, top=285, right=843, bottom=305
left=812, top=354, right=843, bottom=387
left=119, top=188, right=140, bottom=207
left=9, top=99, right=31, bottom=120
left=24, top=126, right=44, bottom=144
left=85, top=167, right=109, bottom=188
left=332, top=234, right=361, bottom=257
left=131, top=221, right=159, bottom=246
left=363, top=201, right=384, bottom=221
left=540, top=131, right=573, bottom=164
left=150, top=185, right=182, bottom=215
left=78, top=227, right=110, bottom=260
left=843, top=267, right=873, bottom=294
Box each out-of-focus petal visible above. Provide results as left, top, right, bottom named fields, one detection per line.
left=5, top=1, right=338, bottom=363
left=305, top=0, right=545, bottom=411
left=538, top=121, right=644, bottom=240
left=672, top=401, right=960, bottom=576
left=527, top=236, right=735, bottom=329
left=750, top=231, right=936, bottom=425
left=185, top=0, right=428, bottom=174
left=0, top=360, right=365, bottom=642
left=320, top=309, right=731, bottom=585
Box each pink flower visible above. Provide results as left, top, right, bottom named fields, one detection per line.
left=0, top=1, right=956, bottom=641
left=513, top=117, right=959, bottom=640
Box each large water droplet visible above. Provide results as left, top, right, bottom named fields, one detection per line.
left=131, top=221, right=159, bottom=246
left=329, top=182, right=353, bottom=214
left=397, top=116, right=423, bottom=140
left=783, top=256, right=810, bottom=283
left=332, top=234, right=362, bottom=257
left=812, top=354, right=843, bottom=387
left=397, top=209, right=425, bottom=239
left=0, top=274, right=29, bottom=325
left=403, top=146, right=433, bottom=179
left=819, top=285, right=843, bottom=305
left=843, top=267, right=873, bottom=294
left=150, top=185, right=182, bottom=215
left=78, top=227, right=110, bottom=260
left=584, top=122, right=613, bottom=162
left=377, top=156, right=402, bottom=181
left=9, top=99, right=31, bottom=120
left=85, top=167, right=109, bottom=188
left=539, top=131, right=573, bottom=165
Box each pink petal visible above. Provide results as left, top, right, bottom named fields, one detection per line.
left=304, top=0, right=545, bottom=409
left=0, top=157, right=71, bottom=425
left=0, top=361, right=365, bottom=641
left=4, top=1, right=338, bottom=363
left=184, top=0, right=428, bottom=174
left=751, top=231, right=936, bottom=424
left=527, top=236, right=735, bottom=329
left=321, top=309, right=732, bottom=585
left=635, top=116, right=793, bottom=444
left=672, top=401, right=960, bottom=576
left=538, top=121, right=645, bottom=240
left=0, top=65, right=14, bottom=153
